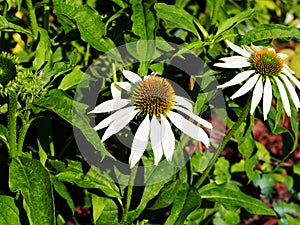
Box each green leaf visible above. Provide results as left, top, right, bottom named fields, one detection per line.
left=207, top=0, right=226, bottom=26
left=215, top=9, right=256, bottom=37
left=199, top=183, right=276, bottom=216
left=56, top=160, right=121, bottom=198
left=0, top=196, right=21, bottom=225
left=213, top=206, right=240, bottom=225
left=93, top=196, right=120, bottom=225
left=253, top=171, right=276, bottom=198
left=53, top=2, right=122, bottom=61
left=130, top=0, right=155, bottom=40
left=165, top=185, right=202, bottom=225
left=240, top=24, right=300, bottom=45
left=154, top=3, right=199, bottom=37
left=9, top=158, right=55, bottom=225
left=0, top=124, right=8, bottom=147
left=33, top=89, right=113, bottom=159
left=214, top=157, right=231, bottom=185
left=273, top=200, right=300, bottom=217
left=50, top=175, right=75, bottom=214
left=0, top=15, right=31, bottom=34
left=58, top=68, right=87, bottom=90
left=32, top=28, right=52, bottom=71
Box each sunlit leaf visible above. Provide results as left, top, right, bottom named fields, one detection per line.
left=0, top=196, right=21, bottom=225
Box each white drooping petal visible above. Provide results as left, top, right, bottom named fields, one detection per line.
left=175, top=96, right=193, bottom=112
left=129, top=115, right=151, bottom=168
left=225, top=40, right=251, bottom=58
left=160, top=115, right=175, bottom=161
left=150, top=117, right=163, bottom=165
left=111, top=82, right=132, bottom=99
left=93, top=106, right=136, bottom=131
left=167, top=111, right=210, bottom=147
left=102, top=109, right=138, bottom=142
left=90, top=99, right=130, bottom=113
left=274, top=77, right=291, bottom=117
left=122, top=69, right=142, bottom=84
left=277, top=53, right=288, bottom=60
left=230, top=74, right=260, bottom=99
left=217, top=70, right=255, bottom=88
left=280, top=74, right=300, bottom=108
left=250, top=77, right=263, bottom=114
left=283, top=64, right=295, bottom=74
left=174, top=105, right=212, bottom=129
left=263, top=77, right=272, bottom=121
left=214, top=56, right=251, bottom=68
left=282, top=68, right=300, bottom=90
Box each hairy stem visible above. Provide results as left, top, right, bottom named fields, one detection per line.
left=194, top=97, right=252, bottom=188
left=26, top=0, right=39, bottom=39
left=8, top=92, right=18, bottom=158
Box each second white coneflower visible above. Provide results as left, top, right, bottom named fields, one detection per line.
left=90, top=69, right=212, bottom=168
left=214, top=40, right=300, bottom=120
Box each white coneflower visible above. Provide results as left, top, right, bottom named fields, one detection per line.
left=214, top=40, right=300, bottom=120
left=90, top=69, right=212, bottom=168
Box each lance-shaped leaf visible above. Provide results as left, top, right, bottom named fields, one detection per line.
left=9, top=158, right=55, bottom=225
left=0, top=196, right=21, bottom=225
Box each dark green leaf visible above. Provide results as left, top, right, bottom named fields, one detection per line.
left=32, top=28, right=52, bottom=71
left=241, top=24, right=300, bottom=45
left=9, top=158, right=55, bottom=225
left=50, top=175, right=75, bottom=214
left=56, top=160, right=121, bottom=198
left=33, top=89, right=113, bottom=159
left=0, top=196, right=21, bottom=225
left=207, top=0, right=226, bottom=26
left=154, top=3, right=199, bottom=37
left=199, top=183, right=276, bottom=216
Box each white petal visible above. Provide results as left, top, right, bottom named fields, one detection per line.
left=231, top=74, right=260, bottom=99
left=263, top=77, right=272, bottom=121
left=225, top=40, right=251, bottom=57
left=167, top=111, right=210, bottom=147
left=123, top=69, right=142, bottom=84
left=93, top=107, right=135, bottom=131
left=214, top=56, right=251, bottom=69
left=102, top=109, right=138, bottom=141
left=129, top=115, right=150, bottom=168
left=175, top=96, right=193, bottom=112
left=277, top=53, right=288, bottom=60
left=90, top=99, right=130, bottom=113
left=217, top=70, right=255, bottom=88
left=274, top=77, right=291, bottom=117
left=160, top=115, right=175, bottom=161
left=111, top=82, right=132, bottom=99
left=282, top=68, right=300, bottom=90
left=280, top=74, right=300, bottom=108
left=174, top=105, right=212, bottom=129
left=250, top=77, right=263, bottom=114
left=150, top=117, right=163, bottom=165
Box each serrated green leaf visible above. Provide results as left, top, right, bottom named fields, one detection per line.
left=33, top=28, right=52, bottom=71
left=199, top=183, right=276, bottom=216
left=273, top=201, right=300, bottom=218
left=33, top=89, right=113, bottom=159
left=9, top=158, right=55, bottom=225
left=0, top=196, right=21, bottom=225
left=154, top=3, right=199, bottom=37
left=50, top=175, right=75, bottom=214
left=241, top=24, right=300, bottom=45
left=56, top=160, right=121, bottom=198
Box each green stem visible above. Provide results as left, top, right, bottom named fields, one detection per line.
left=26, top=0, right=39, bottom=39
left=194, top=97, right=252, bottom=188
left=8, top=92, right=18, bottom=158
left=17, top=119, right=33, bottom=156
left=121, top=165, right=138, bottom=223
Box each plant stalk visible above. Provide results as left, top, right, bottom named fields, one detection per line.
left=121, top=165, right=138, bottom=223
left=8, top=92, right=18, bottom=158
left=194, top=97, right=252, bottom=188
left=26, top=0, right=39, bottom=39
